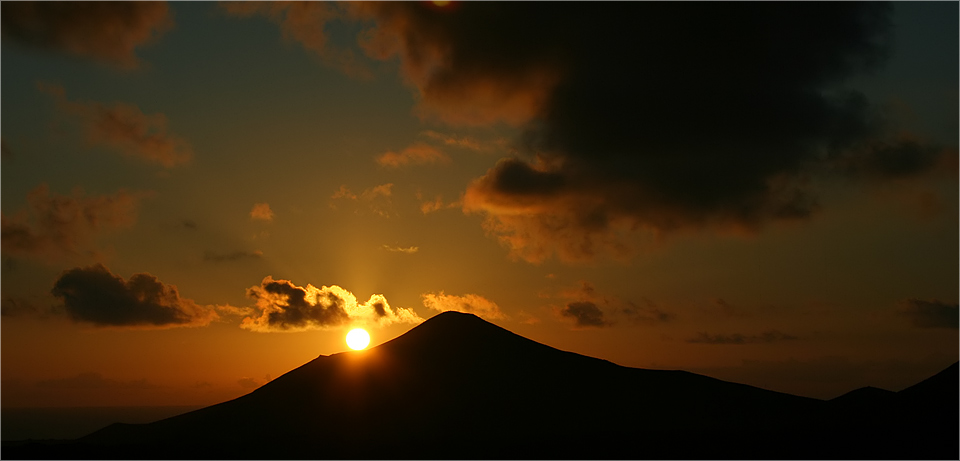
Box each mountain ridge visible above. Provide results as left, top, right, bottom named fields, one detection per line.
left=6, top=311, right=957, bottom=459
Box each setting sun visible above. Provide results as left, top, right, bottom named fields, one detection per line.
left=346, top=328, right=371, bottom=350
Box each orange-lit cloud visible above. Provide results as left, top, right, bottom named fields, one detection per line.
left=330, top=183, right=394, bottom=217
left=420, top=130, right=484, bottom=151
left=220, top=1, right=371, bottom=78
left=351, top=2, right=559, bottom=126
left=249, top=203, right=274, bottom=221
left=242, top=276, right=423, bottom=332
left=0, top=1, right=172, bottom=68
left=419, top=195, right=461, bottom=214
left=381, top=245, right=418, bottom=254
left=1, top=184, right=143, bottom=262
left=376, top=142, right=450, bottom=168
left=50, top=264, right=218, bottom=329
left=421, top=292, right=505, bottom=320
left=39, top=83, right=193, bottom=167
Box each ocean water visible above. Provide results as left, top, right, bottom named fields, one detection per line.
left=1, top=405, right=203, bottom=441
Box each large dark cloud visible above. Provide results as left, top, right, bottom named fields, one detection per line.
left=896, top=299, right=958, bottom=329
left=242, top=276, right=422, bottom=332
left=1, top=1, right=172, bottom=68
left=50, top=264, right=217, bottom=328
left=224, top=3, right=950, bottom=263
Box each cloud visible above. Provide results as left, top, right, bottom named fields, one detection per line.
left=896, top=299, right=959, bottom=329
left=376, top=142, right=450, bottom=167
left=237, top=376, right=270, bottom=389
left=1, top=297, right=42, bottom=317
left=560, top=301, right=608, bottom=328
left=834, top=135, right=957, bottom=180
left=421, top=291, right=505, bottom=320
left=420, top=130, right=484, bottom=151
left=419, top=195, right=462, bottom=214
left=50, top=264, right=218, bottom=328
left=1, top=184, right=143, bottom=262
left=181, top=219, right=197, bottom=230
left=330, top=183, right=394, bottom=217
left=242, top=276, right=423, bottom=332
left=249, top=203, right=274, bottom=221
left=220, top=1, right=370, bottom=78
left=551, top=281, right=671, bottom=327
left=204, top=250, right=263, bottom=263
left=687, top=330, right=799, bottom=345
left=356, top=2, right=897, bottom=263
left=39, top=83, right=192, bottom=167
left=0, top=1, right=172, bottom=68
left=381, top=245, right=418, bottom=254
left=35, top=372, right=156, bottom=390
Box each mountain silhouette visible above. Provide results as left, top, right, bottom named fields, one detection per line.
left=5, top=312, right=958, bottom=459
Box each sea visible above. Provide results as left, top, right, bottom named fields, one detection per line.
left=1, top=405, right=204, bottom=441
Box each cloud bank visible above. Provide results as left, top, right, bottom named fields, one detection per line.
left=50, top=264, right=218, bottom=329
left=242, top=276, right=423, bottom=332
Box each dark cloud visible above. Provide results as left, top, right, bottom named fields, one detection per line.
left=35, top=372, right=156, bottom=390
left=204, top=250, right=263, bottom=263
left=1, top=184, right=143, bottom=262
left=39, top=83, right=193, bottom=167
left=346, top=2, right=895, bottom=263
left=560, top=301, right=608, bottom=328
left=181, top=219, right=197, bottom=230
left=835, top=135, right=956, bottom=180
left=687, top=330, right=799, bottom=345
left=553, top=281, right=670, bottom=328
left=50, top=264, right=217, bottom=328
left=242, top=276, right=421, bottom=332
left=1, top=1, right=172, bottom=68
left=897, top=299, right=958, bottom=329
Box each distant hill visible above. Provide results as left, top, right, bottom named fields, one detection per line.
left=5, top=312, right=958, bottom=459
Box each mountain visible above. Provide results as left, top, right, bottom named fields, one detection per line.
left=5, top=312, right=958, bottom=459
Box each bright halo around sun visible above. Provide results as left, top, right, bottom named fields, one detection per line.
left=346, top=328, right=370, bottom=350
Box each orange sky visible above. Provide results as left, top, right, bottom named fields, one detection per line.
left=1, top=2, right=957, bottom=408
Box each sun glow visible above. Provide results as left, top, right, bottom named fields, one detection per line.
left=346, top=328, right=370, bottom=350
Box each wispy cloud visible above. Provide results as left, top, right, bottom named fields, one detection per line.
left=1, top=184, right=144, bottom=262
left=381, top=245, right=418, bottom=254
left=376, top=142, right=450, bottom=167
left=39, top=83, right=193, bottom=167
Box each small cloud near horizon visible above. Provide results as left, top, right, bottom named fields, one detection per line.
left=422, top=291, right=506, bottom=320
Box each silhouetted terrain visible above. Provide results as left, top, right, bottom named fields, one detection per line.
left=4, top=312, right=957, bottom=459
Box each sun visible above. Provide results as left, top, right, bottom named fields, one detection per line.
left=345, top=328, right=370, bottom=350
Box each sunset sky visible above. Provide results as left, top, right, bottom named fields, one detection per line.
left=1, top=1, right=957, bottom=408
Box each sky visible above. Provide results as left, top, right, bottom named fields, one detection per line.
left=1, top=1, right=957, bottom=408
